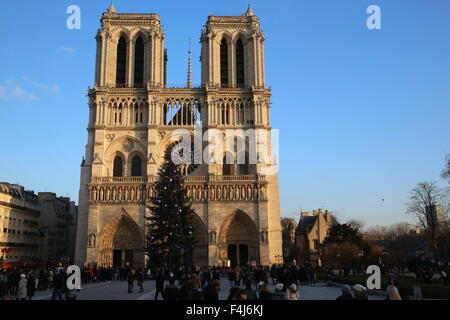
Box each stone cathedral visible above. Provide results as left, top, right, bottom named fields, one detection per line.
left=75, top=4, right=282, bottom=268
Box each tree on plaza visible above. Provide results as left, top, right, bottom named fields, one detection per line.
left=321, top=223, right=371, bottom=268
left=323, top=223, right=369, bottom=253
left=406, top=181, right=448, bottom=262
left=145, top=142, right=196, bottom=271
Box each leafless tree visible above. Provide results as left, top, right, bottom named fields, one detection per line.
left=365, top=225, right=389, bottom=241
left=442, top=153, right=450, bottom=181
left=387, top=222, right=412, bottom=239
left=406, top=181, right=447, bottom=261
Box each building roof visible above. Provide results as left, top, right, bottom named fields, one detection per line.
left=0, top=182, right=38, bottom=204
left=297, top=215, right=317, bottom=234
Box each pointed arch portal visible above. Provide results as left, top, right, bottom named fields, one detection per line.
left=218, top=210, right=258, bottom=267
left=191, top=214, right=208, bottom=267
left=98, top=213, right=144, bottom=268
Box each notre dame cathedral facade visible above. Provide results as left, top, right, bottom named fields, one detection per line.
left=75, top=4, right=282, bottom=268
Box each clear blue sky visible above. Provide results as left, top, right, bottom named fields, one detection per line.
left=1, top=0, right=449, bottom=227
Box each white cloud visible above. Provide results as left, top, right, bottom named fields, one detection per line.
left=0, top=77, right=60, bottom=103
left=56, top=47, right=76, bottom=54
left=10, top=86, right=37, bottom=101
left=28, top=79, right=60, bottom=93
left=22, top=77, right=60, bottom=94
left=0, top=86, right=6, bottom=100
left=0, top=84, right=37, bottom=102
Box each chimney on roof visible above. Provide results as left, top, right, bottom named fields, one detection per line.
left=301, top=212, right=310, bottom=217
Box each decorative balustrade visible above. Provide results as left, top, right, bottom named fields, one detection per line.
left=88, top=175, right=268, bottom=203
left=92, top=175, right=265, bottom=184
left=91, top=176, right=147, bottom=183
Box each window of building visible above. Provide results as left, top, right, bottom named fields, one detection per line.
left=134, top=36, right=144, bottom=86
left=113, top=155, right=124, bottom=177
left=220, top=39, right=229, bottom=86
left=116, top=37, right=127, bottom=86
left=131, top=155, right=142, bottom=177
left=236, top=39, right=245, bottom=87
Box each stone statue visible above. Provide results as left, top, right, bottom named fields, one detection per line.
left=88, top=233, right=96, bottom=247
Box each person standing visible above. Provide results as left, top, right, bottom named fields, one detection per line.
left=137, top=269, right=145, bottom=293
left=286, top=283, right=299, bottom=300
left=352, top=284, right=368, bottom=300
left=203, top=279, right=220, bottom=301
left=244, top=279, right=257, bottom=300
left=16, top=274, right=27, bottom=300
left=258, top=283, right=272, bottom=300
left=441, top=269, right=448, bottom=285
left=336, top=285, right=354, bottom=300
left=385, top=282, right=402, bottom=300
left=51, top=269, right=66, bottom=300
left=127, top=269, right=135, bottom=293
left=271, top=283, right=287, bottom=300
left=162, top=278, right=180, bottom=300
left=154, top=270, right=165, bottom=300
left=26, top=271, right=35, bottom=300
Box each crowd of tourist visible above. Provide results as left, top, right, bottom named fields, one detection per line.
left=143, top=265, right=307, bottom=300
left=2, top=262, right=444, bottom=300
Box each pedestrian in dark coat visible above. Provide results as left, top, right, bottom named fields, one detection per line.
left=127, top=269, right=135, bottom=293
left=27, top=272, right=35, bottom=300
left=336, top=285, right=354, bottom=301
left=154, top=271, right=165, bottom=300
left=258, top=283, right=272, bottom=300
left=203, top=279, right=220, bottom=301
left=51, top=270, right=66, bottom=300
left=162, top=278, right=180, bottom=300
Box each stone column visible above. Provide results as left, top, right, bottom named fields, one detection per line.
left=127, top=39, right=135, bottom=87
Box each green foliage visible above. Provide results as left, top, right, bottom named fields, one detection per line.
left=145, top=144, right=196, bottom=270
left=323, top=223, right=371, bottom=255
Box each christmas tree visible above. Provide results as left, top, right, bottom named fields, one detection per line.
left=145, top=143, right=196, bottom=271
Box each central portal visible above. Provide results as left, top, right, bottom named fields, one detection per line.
left=223, top=211, right=258, bottom=267
left=227, top=244, right=249, bottom=267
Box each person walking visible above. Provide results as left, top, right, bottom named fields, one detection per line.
left=16, top=274, right=27, bottom=300
left=127, top=269, right=135, bottom=293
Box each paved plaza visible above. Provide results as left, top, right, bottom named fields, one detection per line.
left=31, top=279, right=383, bottom=301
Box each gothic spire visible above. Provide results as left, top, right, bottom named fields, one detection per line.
left=107, top=2, right=116, bottom=14
left=245, top=4, right=254, bottom=16
left=187, top=38, right=192, bottom=88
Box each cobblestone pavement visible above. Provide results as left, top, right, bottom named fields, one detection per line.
left=30, top=278, right=383, bottom=300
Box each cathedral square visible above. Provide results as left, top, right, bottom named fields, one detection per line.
left=1, top=2, right=450, bottom=306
